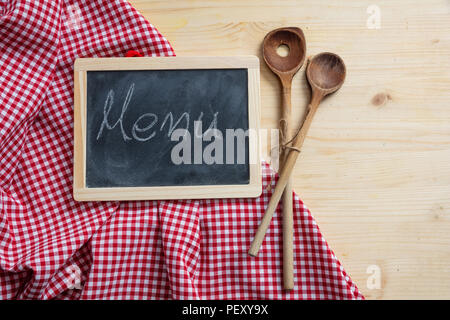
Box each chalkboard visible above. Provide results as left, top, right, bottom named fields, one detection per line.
left=73, top=57, right=261, bottom=201
left=86, top=69, right=249, bottom=187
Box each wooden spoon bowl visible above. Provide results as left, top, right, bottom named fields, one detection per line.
left=306, top=52, right=346, bottom=95
left=263, top=27, right=306, bottom=78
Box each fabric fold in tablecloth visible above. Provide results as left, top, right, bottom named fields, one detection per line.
left=0, top=0, right=363, bottom=299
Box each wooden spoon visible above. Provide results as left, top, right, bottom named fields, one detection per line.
left=262, top=27, right=306, bottom=290
left=249, top=52, right=346, bottom=260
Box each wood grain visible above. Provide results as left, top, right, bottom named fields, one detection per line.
left=130, top=0, right=450, bottom=299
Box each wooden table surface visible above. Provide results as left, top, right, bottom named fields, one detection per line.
left=130, top=0, right=450, bottom=299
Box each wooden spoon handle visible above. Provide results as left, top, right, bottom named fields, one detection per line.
left=249, top=99, right=321, bottom=257
left=281, top=86, right=294, bottom=290
left=282, top=179, right=294, bottom=289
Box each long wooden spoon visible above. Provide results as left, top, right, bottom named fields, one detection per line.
left=262, top=27, right=306, bottom=290
left=249, top=52, right=346, bottom=259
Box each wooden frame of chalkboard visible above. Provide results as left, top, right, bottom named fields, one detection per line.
left=73, top=56, right=261, bottom=201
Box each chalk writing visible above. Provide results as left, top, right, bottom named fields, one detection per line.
left=96, top=83, right=219, bottom=142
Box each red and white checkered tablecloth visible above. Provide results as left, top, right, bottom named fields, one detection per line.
left=0, top=0, right=364, bottom=299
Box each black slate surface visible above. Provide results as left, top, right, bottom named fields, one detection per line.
left=85, top=69, right=250, bottom=188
